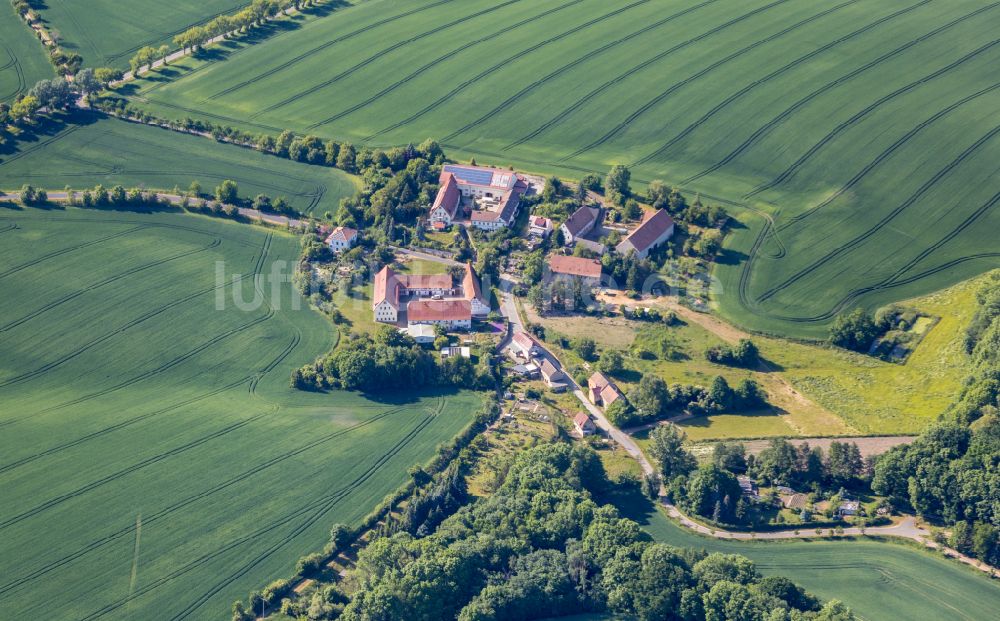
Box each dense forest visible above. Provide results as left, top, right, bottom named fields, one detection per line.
left=332, top=443, right=855, bottom=621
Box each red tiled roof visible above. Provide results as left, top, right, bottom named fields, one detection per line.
left=407, top=299, right=472, bottom=322
left=601, top=385, right=622, bottom=406
left=549, top=255, right=602, bottom=280
left=463, top=263, right=486, bottom=304
left=531, top=216, right=552, bottom=228
left=620, top=208, right=674, bottom=254
left=325, top=226, right=357, bottom=244
left=512, top=331, right=538, bottom=351
left=589, top=371, right=611, bottom=392
left=398, top=273, right=453, bottom=290
left=574, top=412, right=593, bottom=429
left=562, top=206, right=599, bottom=237
left=431, top=172, right=461, bottom=218
left=373, top=266, right=399, bottom=309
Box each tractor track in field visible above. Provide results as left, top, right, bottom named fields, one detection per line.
left=777, top=193, right=1000, bottom=323
left=1, top=212, right=260, bottom=248
left=630, top=0, right=932, bottom=168
left=0, top=406, right=412, bottom=597
left=0, top=237, right=221, bottom=334
left=0, top=225, right=147, bottom=280
left=0, top=222, right=18, bottom=234
left=756, top=120, right=1000, bottom=305
left=365, top=0, right=712, bottom=141
left=553, top=0, right=843, bottom=160
left=680, top=1, right=1000, bottom=185
left=79, top=414, right=437, bottom=621
left=442, top=0, right=783, bottom=144
left=0, top=44, right=26, bottom=101
left=0, top=234, right=269, bottom=392
left=0, top=378, right=251, bottom=475
left=0, top=408, right=277, bottom=532
left=248, top=330, right=301, bottom=395
left=131, top=96, right=285, bottom=133
left=0, top=124, right=82, bottom=167
left=206, top=0, right=460, bottom=101
left=166, top=402, right=446, bottom=621
left=251, top=0, right=527, bottom=120
left=776, top=79, right=1000, bottom=231
left=745, top=38, right=1000, bottom=198
left=306, top=0, right=587, bottom=129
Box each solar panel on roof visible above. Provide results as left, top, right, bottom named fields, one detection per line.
left=444, top=165, right=494, bottom=186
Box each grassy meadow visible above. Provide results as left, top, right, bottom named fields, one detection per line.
left=0, top=206, right=479, bottom=620
left=1, top=6, right=54, bottom=102
left=605, top=488, right=1000, bottom=621
left=119, top=0, right=1000, bottom=338
left=526, top=270, right=982, bottom=439
left=0, top=113, right=359, bottom=215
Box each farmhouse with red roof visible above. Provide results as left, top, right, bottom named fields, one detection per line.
left=548, top=255, right=602, bottom=287
left=588, top=371, right=624, bottom=408
left=372, top=262, right=488, bottom=329
left=616, top=208, right=675, bottom=259
left=325, top=226, right=358, bottom=253
left=427, top=164, right=527, bottom=231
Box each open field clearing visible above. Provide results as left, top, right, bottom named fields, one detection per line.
left=0, top=206, right=479, bottom=620
left=1, top=7, right=54, bottom=102
left=0, top=114, right=358, bottom=215
left=122, top=0, right=1000, bottom=338
left=606, top=489, right=1000, bottom=621
left=31, top=0, right=248, bottom=69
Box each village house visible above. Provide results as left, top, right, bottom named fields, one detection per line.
left=511, top=331, right=542, bottom=359
left=548, top=255, right=603, bottom=288
left=616, top=208, right=675, bottom=259
left=574, top=412, right=596, bottom=436
left=372, top=263, right=489, bottom=327
left=837, top=500, right=861, bottom=517
left=509, top=362, right=540, bottom=379
left=539, top=359, right=566, bottom=391
left=406, top=324, right=436, bottom=344
left=440, top=346, right=471, bottom=359
left=560, top=205, right=600, bottom=245
left=529, top=215, right=554, bottom=238
left=737, top=475, right=759, bottom=499
left=428, top=164, right=527, bottom=231
left=407, top=299, right=472, bottom=330
left=587, top=372, right=624, bottom=408
left=325, top=226, right=358, bottom=253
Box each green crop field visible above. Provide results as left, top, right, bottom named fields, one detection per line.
left=608, top=489, right=1000, bottom=621
left=0, top=206, right=480, bottom=619
left=121, top=0, right=1000, bottom=338
left=1, top=7, right=54, bottom=102
left=0, top=113, right=358, bottom=215
left=30, top=0, right=249, bottom=69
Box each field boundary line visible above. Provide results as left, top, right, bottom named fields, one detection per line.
left=745, top=38, right=1000, bottom=198
left=364, top=0, right=710, bottom=141
left=777, top=79, right=1000, bottom=231
left=441, top=0, right=793, bottom=144
left=680, top=0, right=1000, bottom=184
left=756, top=120, right=1000, bottom=305
left=306, top=0, right=587, bottom=129
left=630, top=0, right=932, bottom=168
left=555, top=0, right=839, bottom=160
left=0, top=406, right=411, bottom=596
left=250, top=0, right=527, bottom=120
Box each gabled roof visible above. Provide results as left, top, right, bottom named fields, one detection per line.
left=549, top=255, right=602, bottom=280
left=373, top=266, right=400, bottom=310
left=443, top=164, right=518, bottom=190
left=574, top=412, right=594, bottom=429
left=325, top=226, right=357, bottom=244
left=432, top=172, right=461, bottom=218
left=407, top=299, right=472, bottom=322
left=601, top=385, right=622, bottom=406
left=561, top=206, right=600, bottom=237
left=462, top=263, right=486, bottom=305
left=589, top=372, right=622, bottom=405
left=512, top=331, right=538, bottom=352
left=530, top=216, right=552, bottom=229
left=539, top=358, right=562, bottom=379
left=398, top=273, right=453, bottom=290
left=619, top=208, right=674, bottom=254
